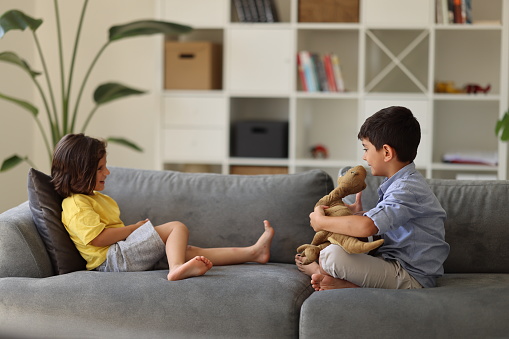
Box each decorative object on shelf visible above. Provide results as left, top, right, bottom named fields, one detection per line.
left=465, top=83, right=491, bottom=94
left=435, top=81, right=491, bottom=94
left=0, top=2, right=192, bottom=172
left=311, top=144, right=329, bottom=159
left=233, top=0, right=279, bottom=23
left=299, top=0, right=359, bottom=23
left=296, top=165, right=383, bottom=265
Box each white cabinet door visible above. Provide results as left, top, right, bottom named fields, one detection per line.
left=163, top=129, right=225, bottom=162
left=163, top=97, right=227, bottom=127
left=162, top=0, right=227, bottom=28
left=227, top=28, right=293, bottom=94
left=363, top=0, right=431, bottom=27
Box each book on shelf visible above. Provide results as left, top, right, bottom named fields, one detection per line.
left=442, top=151, right=498, bottom=166
left=233, top=0, right=279, bottom=23
left=330, top=53, right=345, bottom=92
left=296, top=52, right=308, bottom=91
left=312, top=53, right=329, bottom=92
left=297, top=51, right=346, bottom=93
left=298, top=51, right=318, bottom=92
left=436, top=0, right=471, bottom=24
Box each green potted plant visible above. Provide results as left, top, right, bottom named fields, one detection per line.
left=496, top=109, right=509, bottom=141
left=0, top=0, right=192, bottom=172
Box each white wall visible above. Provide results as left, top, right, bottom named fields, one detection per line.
left=0, top=0, right=161, bottom=212
left=0, top=0, right=36, bottom=212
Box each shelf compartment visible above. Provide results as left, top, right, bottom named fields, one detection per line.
left=297, top=29, right=359, bottom=92
left=432, top=100, right=499, bottom=165
left=365, top=29, right=429, bottom=93
left=295, top=98, right=358, bottom=161
left=434, top=29, right=501, bottom=95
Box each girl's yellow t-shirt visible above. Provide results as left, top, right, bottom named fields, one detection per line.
left=61, top=192, right=125, bottom=270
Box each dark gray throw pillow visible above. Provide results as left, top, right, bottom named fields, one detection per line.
left=27, top=168, right=86, bottom=274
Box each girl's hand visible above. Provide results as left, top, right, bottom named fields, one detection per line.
left=345, top=192, right=363, bottom=215
left=309, top=205, right=328, bottom=232
left=129, top=218, right=149, bottom=229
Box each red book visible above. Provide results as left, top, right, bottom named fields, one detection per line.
left=297, top=52, right=308, bottom=91
left=323, top=54, right=337, bottom=92
left=453, top=0, right=463, bottom=23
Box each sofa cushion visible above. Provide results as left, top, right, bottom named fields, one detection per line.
left=0, top=264, right=313, bottom=338
left=0, top=202, right=53, bottom=278
left=428, top=179, right=509, bottom=273
left=103, top=167, right=335, bottom=264
left=299, top=273, right=509, bottom=339
left=27, top=168, right=86, bottom=274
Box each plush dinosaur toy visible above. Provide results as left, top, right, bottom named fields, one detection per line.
left=297, top=165, right=384, bottom=265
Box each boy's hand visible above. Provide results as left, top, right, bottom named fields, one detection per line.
left=309, top=205, right=328, bottom=232
left=345, top=192, right=363, bottom=214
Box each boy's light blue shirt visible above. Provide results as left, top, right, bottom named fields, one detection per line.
left=364, top=163, right=450, bottom=288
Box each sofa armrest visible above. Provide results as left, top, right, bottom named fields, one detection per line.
left=0, top=202, right=53, bottom=278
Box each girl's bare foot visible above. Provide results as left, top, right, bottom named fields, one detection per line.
left=167, top=256, right=213, bottom=281
left=251, top=220, right=275, bottom=264
left=311, top=273, right=359, bottom=291
left=295, top=254, right=320, bottom=276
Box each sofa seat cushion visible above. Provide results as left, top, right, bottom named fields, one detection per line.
left=103, top=167, right=334, bottom=264
left=299, top=273, right=509, bottom=339
left=0, top=263, right=312, bottom=339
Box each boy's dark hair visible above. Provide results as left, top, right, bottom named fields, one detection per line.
left=51, top=133, right=107, bottom=197
left=358, top=106, right=420, bottom=162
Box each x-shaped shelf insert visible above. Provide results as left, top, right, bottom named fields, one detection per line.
left=364, top=29, right=429, bottom=93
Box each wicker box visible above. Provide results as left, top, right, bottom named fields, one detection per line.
left=298, top=0, right=359, bottom=23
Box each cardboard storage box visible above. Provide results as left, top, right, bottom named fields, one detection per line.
left=299, top=0, right=359, bottom=23
left=232, top=121, right=288, bottom=158
left=165, top=41, right=222, bottom=90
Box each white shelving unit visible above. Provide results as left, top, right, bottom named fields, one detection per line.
left=158, top=0, right=509, bottom=179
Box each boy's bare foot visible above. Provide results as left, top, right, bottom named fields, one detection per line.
left=311, top=273, right=359, bottom=291
left=295, top=254, right=320, bottom=276
left=251, top=220, right=275, bottom=264
left=167, top=256, right=213, bottom=281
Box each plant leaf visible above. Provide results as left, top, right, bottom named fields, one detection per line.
left=107, top=137, right=143, bottom=152
left=496, top=111, right=509, bottom=141
left=93, top=82, right=146, bottom=105
left=0, top=154, right=26, bottom=172
left=0, top=10, right=43, bottom=38
left=0, top=51, right=41, bottom=77
left=0, top=91, right=38, bottom=116
left=109, top=20, right=192, bottom=41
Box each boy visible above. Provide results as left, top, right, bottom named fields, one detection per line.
left=296, top=106, right=449, bottom=289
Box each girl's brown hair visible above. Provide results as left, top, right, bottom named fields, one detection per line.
left=51, top=133, right=107, bottom=197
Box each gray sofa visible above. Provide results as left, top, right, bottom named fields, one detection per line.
left=1, top=166, right=509, bottom=338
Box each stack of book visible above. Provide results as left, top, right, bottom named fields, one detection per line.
left=297, top=51, right=345, bottom=93
left=233, top=0, right=279, bottom=23
left=436, top=0, right=472, bottom=24
left=442, top=151, right=498, bottom=166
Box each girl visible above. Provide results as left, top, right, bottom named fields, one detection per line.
left=51, top=133, right=275, bottom=281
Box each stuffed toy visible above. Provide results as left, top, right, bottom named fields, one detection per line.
left=297, top=165, right=384, bottom=265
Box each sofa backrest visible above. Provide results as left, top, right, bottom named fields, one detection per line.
left=345, top=172, right=509, bottom=274
left=103, top=167, right=334, bottom=264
